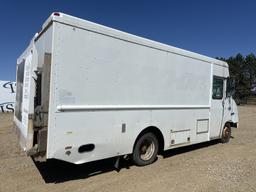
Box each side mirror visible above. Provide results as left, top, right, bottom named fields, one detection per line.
left=227, top=77, right=235, bottom=97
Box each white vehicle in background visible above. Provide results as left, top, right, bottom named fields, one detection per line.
left=14, top=13, right=238, bottom=166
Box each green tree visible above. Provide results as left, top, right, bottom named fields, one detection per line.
left=245, top=54, right=256, bottom=91
left=217, top=53, right=256, bottom=100
left=228, top=54, right=249, bottom=99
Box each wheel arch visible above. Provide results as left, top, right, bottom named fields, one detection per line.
left=133, top=126, right=165, bottom=154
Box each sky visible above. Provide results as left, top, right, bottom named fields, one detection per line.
left=0, top=0, right=255, bottom=81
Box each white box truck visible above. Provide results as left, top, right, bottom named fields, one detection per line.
left=14, top=12, right=238, bottom=166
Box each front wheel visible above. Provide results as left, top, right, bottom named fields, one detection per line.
left=132, top=132, right=159, bottom=166
left=221, top=123, right=231, bottom=143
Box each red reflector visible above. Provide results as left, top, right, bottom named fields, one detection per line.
left=53, top=12, right=60, bottom=16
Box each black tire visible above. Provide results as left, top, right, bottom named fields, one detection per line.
left=221, top=123, right=231, bottom=143
left=132, top=132, right=159, bottom=166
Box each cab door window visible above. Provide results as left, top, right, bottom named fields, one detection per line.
left=212, top=77, right=224, bottom=99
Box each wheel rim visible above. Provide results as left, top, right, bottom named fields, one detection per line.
left=139, top=139, right=155, bottom=161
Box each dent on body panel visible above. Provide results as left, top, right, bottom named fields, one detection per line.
left=58, top=89, right=76, bottom=105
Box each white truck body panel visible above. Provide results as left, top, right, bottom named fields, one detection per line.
left=14, top=13, right=238, bottom=164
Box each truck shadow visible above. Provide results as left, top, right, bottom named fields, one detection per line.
left=33, top=156, right=133, bottom=183
left=34, top=139, right=223, bottom=183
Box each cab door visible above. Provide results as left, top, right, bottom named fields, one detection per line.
left=209, top=76, right=225, bottom=139
left=15, top=48, right=34, bottom=151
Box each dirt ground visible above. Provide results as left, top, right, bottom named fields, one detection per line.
left=0, top=106, right=256, bottom=192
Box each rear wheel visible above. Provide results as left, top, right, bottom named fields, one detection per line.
left=221, top=123, right=231, bottom=143
left=132, top=132, right=159, bottom=166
